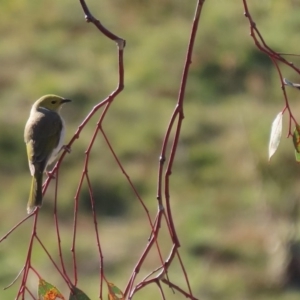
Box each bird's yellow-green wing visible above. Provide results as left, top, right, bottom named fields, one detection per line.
left=25, top=110, right=63, bottom=173
left=27, top=172, right=43, bottom=214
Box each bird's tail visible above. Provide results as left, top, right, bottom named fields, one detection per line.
left=27, top=172, right=43, bottom=214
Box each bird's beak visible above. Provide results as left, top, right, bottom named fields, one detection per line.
left=61, top=98, right=72, bottom=103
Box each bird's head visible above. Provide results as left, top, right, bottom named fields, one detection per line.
left=34, top=95, right=71, bottom=112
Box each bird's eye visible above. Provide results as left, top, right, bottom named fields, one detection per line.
left=51, top=101, right=56, bottom=104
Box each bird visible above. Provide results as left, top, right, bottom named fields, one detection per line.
left=24, top=95, right=71, bottom=214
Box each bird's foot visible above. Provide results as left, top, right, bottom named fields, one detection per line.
left=61, top=145, right=71, bottom=153
left=46, top=170, right=56, bottom=179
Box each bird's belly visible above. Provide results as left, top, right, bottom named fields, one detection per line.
left=47, top=120, right=65, bottom=166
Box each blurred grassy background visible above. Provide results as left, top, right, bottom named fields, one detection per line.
left=1, top=0, right=300, bottom=299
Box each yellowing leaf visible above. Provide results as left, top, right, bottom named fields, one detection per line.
left=107, top=282, right=125, bottom=300
left=268, top=112, right=283, bottom=161
left=38, top=279, right=65, bottom=300
left=69, top=286, right=91, bottom=300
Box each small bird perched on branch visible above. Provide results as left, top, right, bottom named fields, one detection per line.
left=24, top=95, right=71, bottom=214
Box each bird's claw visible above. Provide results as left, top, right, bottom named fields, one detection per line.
left=46, top=171, right=56, bottom=179
left=62, top=145, right=71, bottom=153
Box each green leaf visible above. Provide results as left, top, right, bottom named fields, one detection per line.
left=293, top=124, right=300, bottom=153
left=295, top=150, right=300, bottom=162
left=69, top=286, right=91, bottom=300
left=38, top=278, right=65, bottom=300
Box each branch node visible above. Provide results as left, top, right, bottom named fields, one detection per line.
left=159, top=156, right=166, bottom=163
left=85, top=15, right=92, bottom=23
left=116, top=38, right=126, bottom=50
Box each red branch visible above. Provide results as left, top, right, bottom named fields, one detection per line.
left=125, top=1, right=205, bottom=299
left=0, top=0, right=206, bottom=299
left=242, top=0, right=300, bottom=135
